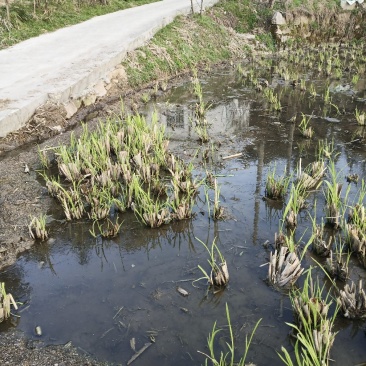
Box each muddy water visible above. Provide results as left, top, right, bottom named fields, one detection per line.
left=1, top=58, right=366, bottom=365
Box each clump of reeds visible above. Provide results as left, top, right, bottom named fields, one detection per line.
left=311, top=222, right=332, bottom=257
left=317, top=139, right=335, bottom=159
left=39, top=108, right=200, bottom=233
left=291, top=272, right=332, bottom=332
left=28, top=214, right=48, bottom=241
left=337, top=279, right=366, bottom=319
left=308, top=204, right=332, bottom=257
left=297, top=159, right=326, bottom=192
left=199, top=303, right=261, bottom=366
left=283, top=183, right=307, bottom=228
left=298, top=113, right=313, bottom=139
left=355, top=107, right=365, bottom=126
left=192, top=70, right=211, bottom=120
left=89, top=218, right=123, bottom=238
left=0, top=282, right=17, bottom=323
left=279, top=270, right=337, bottom=366
left=324, top=245, right=350, bottom=282
left=268, top=246, right=303, bottom=289
left=197, top=237, right=229, bottom=287
left=323, top=160, right=346, bottom=229
left=265, top=165, right=290, bottom=201
left=343, top=181, right=366, bottom=266
left=263, top=87, right=282, bottom=111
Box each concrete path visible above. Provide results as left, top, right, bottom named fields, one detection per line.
left=0, top=0, right=218, bottom=137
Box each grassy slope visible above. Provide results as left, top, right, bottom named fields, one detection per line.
left=0, top=0, right=157, bottom=49
left=122, top=0, right=273, bottom=88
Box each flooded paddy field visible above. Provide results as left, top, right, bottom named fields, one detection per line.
left=1, top=43, right=366, bottom=365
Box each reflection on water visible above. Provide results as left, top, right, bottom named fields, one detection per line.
left=1, top=65, right=366, bottom=365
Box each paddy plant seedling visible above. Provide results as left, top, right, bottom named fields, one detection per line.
left=192, top=70, right=212, bottom=120
left=352, top=74, right=359, bottom=85
left=28, top=214, right=48, bottom=241
left=268, top=245, right=304, bottom=289
left=325, top=244, right=350, bottom=282
left=263, top=88, right=282, bottom=111
left=0, top=282, right=17, bottom=323
left=355, top=107, right=365, bottom=126
left=89, top=218, right=123, bottom=238
left=38, top=146, right=51, bottom=169
left=323, top=160, right=349, bottom=228
left=309, top=83, right=317, bottom=98
left=199, top=303, right=261, bottom=366
left=39, top=108, right=201, bottom=231
left=213, top=178, right=225, bottom=220
left=196, top=237, right=229, bottom=287
left=133, top=187, right=171, bottom=229
left=337, top=279, right=366, bottom=319
left=265, top=165, right=290, bottom=201
left=279, top=270, right=338, bottom=366
left=309, top=208, right=332, bottom=257
left=317, top=139, right=335, bottom=159
left=298, top=113, right=313, bottom=139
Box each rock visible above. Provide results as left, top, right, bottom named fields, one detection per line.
left=81, top=93, right=97, bottom=107
left=35, top=326, right=42, bottom=336
left=63, top=101, right=78, bottom=119
left=272, top=11, right=286, bottom=25
left=108, top=65, right=127, bottom=82
left=93, top=80, right=107, bottom=98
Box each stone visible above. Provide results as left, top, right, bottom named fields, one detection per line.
left=272, top=11, right=286, bottom=25
left=81, top=93, right=97, bottom=107
left=93, top=80, right=107, bottom=98
left=108, top=65, right=127, bottom=82
left=63, top=101, right=78, bottom=119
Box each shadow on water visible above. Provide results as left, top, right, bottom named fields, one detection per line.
left=1, top=56, right=366, bottom=365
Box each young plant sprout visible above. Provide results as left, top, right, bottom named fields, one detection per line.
left=0, top=282, right=17, bottom=323
left=196, top=237, right=229, bottom=287
left=213, top=178, right=225, bottom=220
left=265, top=165, right=290, bottom=200
left=199, top=303, right=261, bottom=366
left=279, top=270, right=338, bottom=366
left=89, top=218, right=123, bottom=238
left=355, top=107, right=365, bottom=126
left=299, top=113, right=313, bottom=139
left=28, top=214, right=48, bottom=241
left=325, top=244, right=350, bottom=282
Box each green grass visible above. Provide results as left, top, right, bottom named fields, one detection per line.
left=123, top=13, right=234, bottom=87
left=0, top=0, right=158, bottom=49
left=199, top=303, right=261, bottom=366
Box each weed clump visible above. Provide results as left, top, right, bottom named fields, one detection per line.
left=39, top=109, right=200, bottom=234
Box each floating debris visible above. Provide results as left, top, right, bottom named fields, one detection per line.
left=177, top=287, right=189, bottom=297
left=127, top=342, right=153, bottom=365
left=346, top=173, right=359, bottom=184
left=35, top=326, right=42, bottom=336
